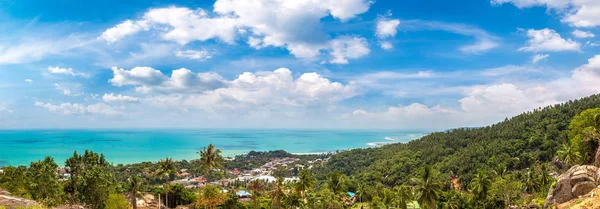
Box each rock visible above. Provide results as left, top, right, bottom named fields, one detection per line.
left=572, top=181, right=597, bottom=197
left=545, top=165, right=600, bottom=207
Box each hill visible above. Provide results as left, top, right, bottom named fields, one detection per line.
left=322, top=94, right=600, bottom=187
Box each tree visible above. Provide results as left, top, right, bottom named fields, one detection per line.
left=0, top=166, right=28, bottom=196
left=196, top=184, right=227, bottom=209
left=568, top=108, right=600, bottom=163
left=523, top=169, right=538, bottom=194
left=469, top=169, right=492, bottom=201
left=393, top=185, right=413, bottom=209
left=248, top=179, right=265, bottom=209
left=127, top=175, right=144, bottom=209
left=557, top=143, right=582, bottom=166
left=223, top=192, right=246, bottom=209
left=198, top=144, right=224, bottom=177
left=270, top=177, right=285, bottom=209
left=65, top=150, right=114, bottom=209
left=105, top=194, right=130, bottom=209
left=489, top=177, right=522, bottom=207
left=413, top=166, right=441, bottom=209
left=295, top=168, right=316, bottom=197
left=327, top=172, right=346, bottom=195
left=27, top=156, right=63, bottom=206
left=156, top=157, right=177, bottom=208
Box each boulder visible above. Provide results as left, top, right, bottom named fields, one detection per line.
left=545, top=165, right=600, bottom=208
left=572, top=181, right=597, bottom=197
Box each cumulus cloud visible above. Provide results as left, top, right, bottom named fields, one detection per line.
left=99, top=1, right=372, bottom=61
left=175, top=49, right=212, bottom=60
left=102, top=93, right=139, bottom=103
left=492, top=0, right=600, bottom=28
left=109, top=66, right=227, bottom=93
left=47, top=66, right=88, bottom=77
left=329, top=36, right=370, bottom=64
left=341, top=54, right=600, bottom=129
left=375, top=16, right=400, bottom=50
left=108, top=67, right=356, bottom=114
left=532, top=54, right=550, bottom=63
left=35, top=102, right=121, bottom=116
left=572, top=29, right=595, bottom=38
left=376, top=18, right=400, bottom=38
left=99, top=20, right=148, bottom=43
left=519, top=28, right=580, bottom=52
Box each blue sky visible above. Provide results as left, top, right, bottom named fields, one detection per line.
left=0, top=0, right=599, bottom=130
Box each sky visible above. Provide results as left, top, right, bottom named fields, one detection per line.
left=0, top=0, right=599, bottom=130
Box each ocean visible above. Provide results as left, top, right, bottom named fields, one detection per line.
left=0, top=129, right=425, bottom=166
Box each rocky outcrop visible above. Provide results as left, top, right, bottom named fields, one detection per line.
left=545, top=165, right=600, bottom=208
left=0, top=190, right=41, bottom=209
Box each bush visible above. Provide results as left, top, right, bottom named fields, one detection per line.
left=104, top=194, right=130, bottom=209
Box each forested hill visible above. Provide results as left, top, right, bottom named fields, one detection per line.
left=323, top=94, right=600, bottom=187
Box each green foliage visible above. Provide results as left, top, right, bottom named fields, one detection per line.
left=0, top=166, right=28, bottom=196
left=104, top=194, right=130, bottom=209
left=223, top=192, right=247, bottom=209
left=27, top=157, right=63, bottom=206
left=413, top=166, right=442, bottom=209
left=64, top=150, right=115, bottom=209
left=568, top=108, right=600, bottom=163
left=196, top=184, right=226, bottom=209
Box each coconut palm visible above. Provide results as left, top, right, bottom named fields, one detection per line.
left=412, top=166, right=441, bottom=209
left=248, top=179, right=265, bottom=209
left=270, top=177, right=285, bottom=209
left=295, top=168, right=316, bottom=197
left=442, top=192, right=461, bottom=209
left=127, top=175, right=144, bottom=209
left=156, top=157, right=177, bottom=208
left=523, top=169, right=538, bottom=194
left=327, top=172, right=346, bottom=195
left=393, top=185, right=413, bottom=209
left=198, top=144, right=224, bottom=176
left=470, top=169, right=492, bottom=201
left=557, top=143, right=582, bottom=166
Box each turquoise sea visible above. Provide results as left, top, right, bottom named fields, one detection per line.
left=0, top=129, right=425, bottom=166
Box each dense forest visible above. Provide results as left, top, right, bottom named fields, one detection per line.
left=1, top=94, right=600, bottom=209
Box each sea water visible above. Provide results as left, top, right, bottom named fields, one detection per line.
left=0, top=129, right=425, bottom=166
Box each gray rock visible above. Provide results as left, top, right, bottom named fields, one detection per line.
left=572, top=181, right=597, bottom=197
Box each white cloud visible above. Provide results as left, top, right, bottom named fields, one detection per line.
left=572, top=54, right=600, bottom=93
left=99, top=20, right=148, bottom=43
left=376, top=18, right=400, bottom=38
left=0, top=105, right=13, bottom=113
left=0, top=36, right=87, bottom=65
left=109, top=66, right=227, bottom=93
left=329, top=36, right=370, bottom=64
left=102, top=93, right=139, bottom=103
left=175, top=49, right=212, bottom=60
left=35, top=102, right=121, bottom=116
left=25, top=79, right=33, bottom=84
left=532, top=54, right=550, bottom=63
left=492, top=0, right=600, bottom=28
left=54, top=83, right=82, bottom=96
left=47, top=66, right=88, bottom=77
left=379, top=41, right=393, bottom=50
left=572, top=29, right=595, bottom=38
left=100, top=1, right=372, bottom=61
left=519, top=28, right=580, bottom=52
left=402, top=20, right=499, bottom=54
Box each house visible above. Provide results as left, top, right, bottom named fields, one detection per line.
left=236, top=190, right=251, bottom=198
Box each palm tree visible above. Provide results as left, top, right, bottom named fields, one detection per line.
left=196, top=184, right=227, bottom=209
left=442, top=192, right=461, bottom=209
left=393, top=185, right=413, bottom=209
left=156, top=157, right=177, bottom=208
left=295, top=168, right=316, bottom=197
left=412, top=166, right=441, bottom=209
left=127, top=175, right=144, bottom=209
left=523, top=168, right=538, bottom=194
left=356, top=183, right=366, bottom=205
left=270, top=177, right=285, bottom=209
left=327, top=172, right=346, bottom=195
left=248, top=179, right=265, bottom=209
left=469, top=169, right=492, bottom=201
left=557, top=143, right=582, bottom=166
left=198, top=144, right=224, bottom=177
